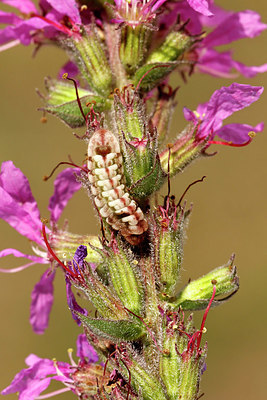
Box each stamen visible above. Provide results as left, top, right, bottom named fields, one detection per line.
left=208, top=137, right=253, bottom=147
left=67, top=348, right=77, bottom=367
left=42, top=221, right=78, bottom=278
left=62, top=73, right=87, bottom=122
left=30, top=13, right=74, bottom=36
left=36, top=387, right=71, bottom=399
left=177, top=176, right=206, bottom=208
left=196, top=285, right=217, bottom=350
left=43, top=161, right=87, bottom=181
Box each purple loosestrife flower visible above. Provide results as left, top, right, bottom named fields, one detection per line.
left=161, top=1, right=267, bottom=78
left=183, top=83, right=264, bottom=145
left=0, top=161, right=81, bottom=333
left=111, top=0, right=212, bottom=28
left=0, top=0, right=81, bottom=51
left=1, top=333, right=100, bottom=400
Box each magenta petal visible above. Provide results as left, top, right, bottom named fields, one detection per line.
left=58, top=60, right=79, bottom=79
left=200, top=83, right=264, bottom=136
left=1, top=0, right=37, bottom=14
left=49, top=168, right=81, bottom=223
left=0, top=248, right=47, bottom=273
left=0, top=10, right=22, bottom=25
left=0, top=161, right=40, bottom=220
left=216, top=122, right=264, bottom=144
left=204, top=10, right=267, bottom=47
left=45, top=0, right=81, bottom=24
left=76, top=334, right=98, bottom=363
left=183, top=107, right=198, bottom=123
left=66, top=278, right=87, bottom=325
left=30, top=269, right=55, bottom=334
left=233, top=60, right=267, bottom=78
left=0, top=187, right=43, bottom=245
left=186, top=0, right=213, bottom=16
left=197, top=48, right=237, bottom=78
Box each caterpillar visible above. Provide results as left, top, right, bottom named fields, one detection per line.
left=87, top=129, right=148, bottom=245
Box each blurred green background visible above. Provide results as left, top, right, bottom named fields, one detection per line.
left=0, top=0, right=267, bottom=399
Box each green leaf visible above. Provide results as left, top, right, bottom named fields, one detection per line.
left=79, top=314, right=145, bottom=341
left=40, top=95, right=109, bottom=128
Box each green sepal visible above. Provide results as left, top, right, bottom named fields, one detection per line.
left=160, top=334, right=182, bottom=400
left=129, top=154, right=167, bottom=200
left=134, top=62, right=177, bottom=92
left=80, top=265, right=129, bottom=320
left=147, top=31, right=193, bottom=64
left=134, top=30, right=194, bottom=92
left=78, top=314, right=145, bottom=341
left=170, top=256, right=239, bottom=311
left=103, top=240, right=144, bottom=315
left=120, top=25, right=150, bottom=74
left=122, top=356, right=168, bottom=400
left=64, top=23, right=113, bottom=96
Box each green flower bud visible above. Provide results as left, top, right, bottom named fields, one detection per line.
left=154, top=203, right=189, bottom=296
left=134, top=30, right=194, bottom=91
left=120, top=25, right=151, bottom=74
left=63, top=23, right=113, bottom=96
left=121, top=355, right=168, bottom=400
left=113, top=87, right=166, bottom=200
left=170, top=255, right=239, bottom=311
left=103, top=239, right=144, bottom=314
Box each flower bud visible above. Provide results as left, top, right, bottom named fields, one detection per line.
left=170, top=255, right=239, bottom=311
left=120, top=25, right=151, bottom=73
left=154, top=202, right=189, bottom=296
left=63, top=23, right=113, bottom=96
left=103, top=239, right=144, bottom=315
left=134, top=30, right=194, bottom=91
left=113, top=87, right=166, bottom=200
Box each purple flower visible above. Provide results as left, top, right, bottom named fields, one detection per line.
left=2, top=334, right=99, bottom=400
left=0, top=161, right=81, bottom=333
left=0, top=0, right=81, bottom=51
left=186, top=0, right=212, bottom=16
left=112, top=0, right=169, bottom=27
left=163, top=1, right=267, bottom=78
left=183, top=83, right=264, bottom=145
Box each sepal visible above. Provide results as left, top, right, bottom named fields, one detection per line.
left=170, top=255, right=239, bottom=311
left=134, top=30, right=194, bottom=92
left=120, top=25, right=151, bottom=74
left=160, top=124, right=208, bottom=176
left=63, top=23, right=113, bottom=95
left=102, top=239, right=144, bottom=314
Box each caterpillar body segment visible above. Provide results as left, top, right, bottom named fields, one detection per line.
left=87, top=129, right=148, bottom=244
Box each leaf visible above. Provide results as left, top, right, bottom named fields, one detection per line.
left=79, top=314, right=145, bottom=341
